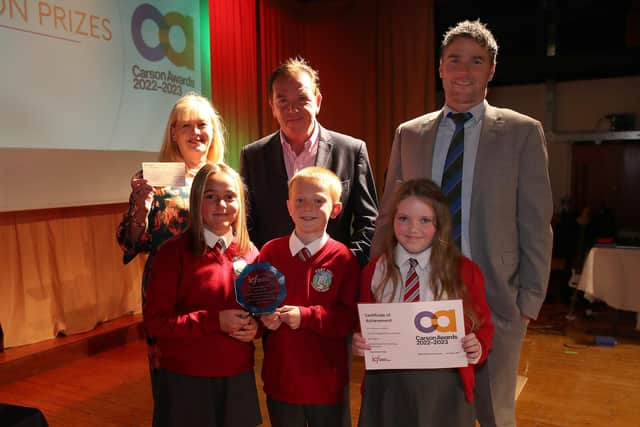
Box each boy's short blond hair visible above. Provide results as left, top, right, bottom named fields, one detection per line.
left=288, top=166, right=342, bottom=204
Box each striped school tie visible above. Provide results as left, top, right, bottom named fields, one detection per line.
left=403, top=258, right=420, bottom=302
left=442, top=111, right=472, bottom=249
left=297, top=247, right=311, bottom=262
left=214, top=239, right=225, bottom=253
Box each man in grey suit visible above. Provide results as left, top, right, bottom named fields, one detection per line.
left=240, top=57, right=378, bottom=266
left=372, top=20, right=553, bottom=427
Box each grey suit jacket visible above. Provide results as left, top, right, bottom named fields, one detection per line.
left=240, top=124, right=379, bottom=265
left=372, top=104, right=553, bottom=321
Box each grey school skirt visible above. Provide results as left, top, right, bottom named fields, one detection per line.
left=358, top=369, right=474, bottom=427
left=154, top=368, right=262, bottom=427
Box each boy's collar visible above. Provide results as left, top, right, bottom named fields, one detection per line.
left=289, top=232, right=328, bottom=257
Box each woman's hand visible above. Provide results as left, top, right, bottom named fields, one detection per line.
left=260, top=312, right=282, bottom=331
left=352, top=332, right=371, bottom=357
left=461, top=332, right=482, bottom=364
left=130, top=176, right=154, bottom=221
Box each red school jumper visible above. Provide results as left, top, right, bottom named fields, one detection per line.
left=144, top=234, right=258, bottom=378
left=360, top=255, right=494, bottom=402
left=258, top=236, right=360, bottom=404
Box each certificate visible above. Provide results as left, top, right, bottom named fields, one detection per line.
left=142, top=162, right=186, bottom=187
left=358, top=300, right=467, bottom=370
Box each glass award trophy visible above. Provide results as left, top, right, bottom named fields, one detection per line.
left=235, top=262, right=286, bottom=315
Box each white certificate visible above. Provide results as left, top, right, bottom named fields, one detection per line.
left=142, top=162, right=186, bottom=187
left=358, top=300, right=468, bottom=370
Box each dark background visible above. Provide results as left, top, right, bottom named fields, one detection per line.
left=433, top=0, right=640, bottom=87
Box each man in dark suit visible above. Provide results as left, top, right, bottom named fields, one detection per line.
left=240, top=57, right=378, bottom=266
left=241, top=56, right=377, bottom=427
left=372, top=21, right=553, bottom=427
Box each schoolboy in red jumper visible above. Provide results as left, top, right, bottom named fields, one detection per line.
left=258, top=166, right=360, bottom=427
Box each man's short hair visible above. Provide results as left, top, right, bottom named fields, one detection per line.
left=268, top=56, right=320, bottom=99
left=441, top=19, right=499, bottom=64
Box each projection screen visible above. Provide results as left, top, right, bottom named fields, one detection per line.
left=0, top=0, right=211, bottom=211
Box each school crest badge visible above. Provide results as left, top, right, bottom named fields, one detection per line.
left=311, top=268, right=333, bottom=292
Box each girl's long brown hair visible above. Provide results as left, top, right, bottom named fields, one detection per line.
left=187, top=163, right=251, bottom=256
left=376, top=179, right=478, bottom=328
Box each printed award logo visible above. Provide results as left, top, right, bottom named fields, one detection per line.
left=414, top=309, right=459, bottom=346
left=131, top=3, right=193, bottom=70
left=414, top=310, right=457, bottom=334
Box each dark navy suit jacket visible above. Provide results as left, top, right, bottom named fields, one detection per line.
left=240, top=124, right=379, bottom=265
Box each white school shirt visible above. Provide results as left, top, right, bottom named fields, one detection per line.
left=203, top=228, right=233, bottom=251
left=288, top=231, right=329, bottom=257
left=371, top=245, right=445, bottom=303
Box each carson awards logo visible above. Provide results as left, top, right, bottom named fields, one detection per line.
left=414, top=309, right=457, bottom=333
left=414, top=310, right=458, bottom=346
left=131, top=3, right=193, bottom=70
left=129, top=3, right=196, bottom=96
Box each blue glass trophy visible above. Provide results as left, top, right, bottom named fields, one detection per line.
left=235, top=263, right=286, bottom=315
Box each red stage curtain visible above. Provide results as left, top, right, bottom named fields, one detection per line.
left=210, top=0, right=434, bottom=191
left=371, top=0, right=436, bottom=192
left=209, top=0, right=261, bottom=169
left=258, top=0, right=435, bottom=194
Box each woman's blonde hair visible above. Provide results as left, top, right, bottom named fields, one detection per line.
left=187, top=163, right=251, bottom=256
left=158, top=92, right=225, bottom=163
left=376, top=179, right=478, bottom=328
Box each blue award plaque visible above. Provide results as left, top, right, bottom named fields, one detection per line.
left=235, top=263, right=286, bottom=315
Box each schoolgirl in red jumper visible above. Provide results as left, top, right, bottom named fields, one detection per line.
left=353, top=179, right=494, bottom=427
left=258, top=166, right=360, bottom=427
left=144, top=163, right=262, bottom=427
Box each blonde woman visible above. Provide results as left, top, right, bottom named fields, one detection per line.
left=115, top=93, right=225, bottom=426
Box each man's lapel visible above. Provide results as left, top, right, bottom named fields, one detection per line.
left=269, top=131, right=290, bottom=194
left=315, top=125, right=334, bottom=168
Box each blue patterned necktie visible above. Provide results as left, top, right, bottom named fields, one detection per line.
left=442, top=112, right=472, bottom=249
